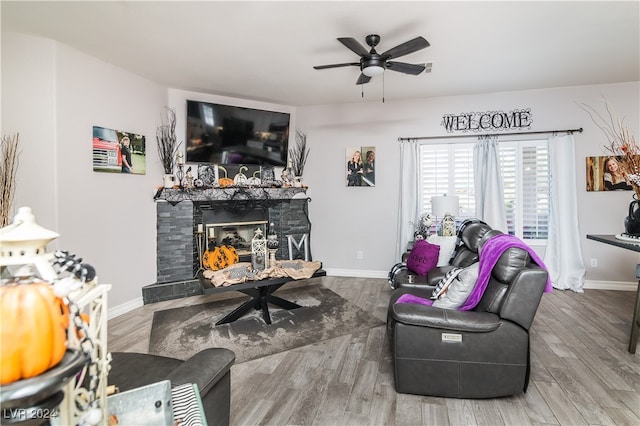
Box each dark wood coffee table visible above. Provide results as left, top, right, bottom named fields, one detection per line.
left=200, top=269, right=326, bottom=325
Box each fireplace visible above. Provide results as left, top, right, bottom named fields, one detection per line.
left=200, top=207, right=268, bottom=262
left=144, top=187, right=312, bottom=304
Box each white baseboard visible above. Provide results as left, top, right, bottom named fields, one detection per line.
left=325, top=268, right=389, bottom=279
left=583, top=280, right=637, bottom=291
left=108, top=296, right=144, bottom=320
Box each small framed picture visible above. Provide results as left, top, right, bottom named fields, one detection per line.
left=92, top=126, right=146, bottom=174
left=346, top=146, right=375, bottom=187
left=197, top=164, right=219, bottom=187
left=261, top=165, right=276, bottom=185
left=586, top=155, right=636, bottom=192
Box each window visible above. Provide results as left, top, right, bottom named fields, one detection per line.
left=419, top=139, right=549, bottom=242
left=420, top=143, right=476, bottom=220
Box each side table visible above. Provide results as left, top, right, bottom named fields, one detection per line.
left=586, top=234, right=640, bottom=354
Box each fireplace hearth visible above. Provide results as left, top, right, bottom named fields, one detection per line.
left=143, top=187, right=312, bottom=304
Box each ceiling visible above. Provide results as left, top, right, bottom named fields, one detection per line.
left=2, top=1, right=639, bottom=106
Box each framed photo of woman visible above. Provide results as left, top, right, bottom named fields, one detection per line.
left=346, top=146, right=375, bottom=187
left=586, top=155, right=636, bottom=192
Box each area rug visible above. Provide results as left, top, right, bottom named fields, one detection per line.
left=148, top=283, right=384, bottom=364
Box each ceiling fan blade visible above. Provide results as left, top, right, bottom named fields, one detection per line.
left=386, top=61, right=426, bottom=75
left=313, top=62, right=360, bottom=70
left=381, top=36, right=430, bottom=60
left=338, top=37, right=369, bottom=56
left=356, top=74, right=371, bottom=85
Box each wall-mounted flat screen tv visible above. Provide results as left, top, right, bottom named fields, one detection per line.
left=186, top=99, right=290, bottom=166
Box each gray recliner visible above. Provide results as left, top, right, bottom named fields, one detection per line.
left=386, top=223, right=548, bottom=398
left=108, top=348, right=235, bottom=426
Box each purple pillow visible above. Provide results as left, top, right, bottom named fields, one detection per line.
left=406, top=239, right=440, bottom=276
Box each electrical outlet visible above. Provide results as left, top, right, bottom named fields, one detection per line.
left=590, top=258, right=598, bottom=268
left=357, top=250, right=363, bottom=260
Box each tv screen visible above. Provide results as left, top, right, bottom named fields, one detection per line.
left=186, top=100, right=290, bottom=166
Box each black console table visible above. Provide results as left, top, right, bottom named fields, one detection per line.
left=586, top=234, right=640, bottom=353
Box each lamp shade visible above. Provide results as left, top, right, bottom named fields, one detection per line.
left=431, top=195, right=460, bottom=217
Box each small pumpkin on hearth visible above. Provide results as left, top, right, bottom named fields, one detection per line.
left=0, top=279, right=69, bottom=385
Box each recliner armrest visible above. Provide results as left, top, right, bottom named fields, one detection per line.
left=425, top=265, right=455, bottom=286
left=166, top=348, right=235, bottom=395
left=391, top=303, right=501, bottom=332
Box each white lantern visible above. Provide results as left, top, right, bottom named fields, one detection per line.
left=251, top=228, right=267, bottom=271
left=0, top=206, right=60, bottom=281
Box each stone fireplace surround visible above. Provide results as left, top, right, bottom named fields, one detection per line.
left=143, top=187, right=311, bottom=304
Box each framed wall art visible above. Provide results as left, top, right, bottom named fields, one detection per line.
left=92, top=126, right=146, bottom=174
left=586, top=155, right=636, bottom=192
left=345, top=146, right=376, bottom=187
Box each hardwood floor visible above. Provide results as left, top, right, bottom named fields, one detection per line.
left=108, top=277, right=640, bottom=425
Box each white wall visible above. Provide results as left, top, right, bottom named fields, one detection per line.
left=2, top=32, right=167, bottom=311
left=297, top=82, right=640, bottom=285
left=1, top=33, right=58, bottom=231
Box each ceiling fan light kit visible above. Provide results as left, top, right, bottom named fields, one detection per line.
left=362, top=65, right=384, bottom=77
left=314, top=33, right=430, bottom=85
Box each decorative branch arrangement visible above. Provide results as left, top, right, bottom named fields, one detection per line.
left=289, top=129, right=310, bottom=177
left=579, top=97, right=640, bottom=198
left=156, top=107, right=181, bottom=175
left=1, top=133, right=20, bottom=228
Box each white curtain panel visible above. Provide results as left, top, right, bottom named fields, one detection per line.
left=544, top=134, right=586, bottom=292
left=473, top=137, right=508, bottom=232
left=396, top=140, right=421, bottom=259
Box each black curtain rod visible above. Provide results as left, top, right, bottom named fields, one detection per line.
left=398, top=127, right=583, bottom=142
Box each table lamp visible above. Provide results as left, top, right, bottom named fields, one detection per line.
left=431, top=195, right=460, bottom=236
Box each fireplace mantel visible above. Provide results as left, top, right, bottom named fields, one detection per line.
left=154, top=187, right=307, bottom=204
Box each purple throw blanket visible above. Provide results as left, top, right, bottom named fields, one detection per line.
left=396, top=234, right=552, bottom=310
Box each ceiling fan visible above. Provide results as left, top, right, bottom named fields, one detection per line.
left=314, top=34, right=431, bottom=85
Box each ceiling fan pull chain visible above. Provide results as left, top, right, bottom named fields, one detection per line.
left=382, top=72, right=385, bottom=103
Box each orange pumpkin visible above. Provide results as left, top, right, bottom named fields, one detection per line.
left=220, top=246, right=239, bottom=266
left=203, top=247, right=224, bottom=270
left=217, top=165, right=234, bottom=187
left=218, top=177, right=234, bottom=187
left=203, top=245, right=239, bottom=271
left=0, top=280, right=69, bottom=385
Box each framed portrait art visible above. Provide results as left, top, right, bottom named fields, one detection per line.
left=586, top=155, right=638, bottom=192
left=345, top=146, right=376, bottom=187
left=92, top=126, right=146, bottom=174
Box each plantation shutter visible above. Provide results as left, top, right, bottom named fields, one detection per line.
left=521, top=142, right=549, bottom=240
left=499, top=144, right=517, bottom=235
left=419, top=139, right=549, bottom=242
left=420, top=143, right=475, bottom=220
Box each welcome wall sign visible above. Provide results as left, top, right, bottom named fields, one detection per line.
left=441, top=108, right=533, bottom=133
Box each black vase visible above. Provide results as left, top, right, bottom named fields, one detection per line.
left=624, top=199, right=640, bottom=235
